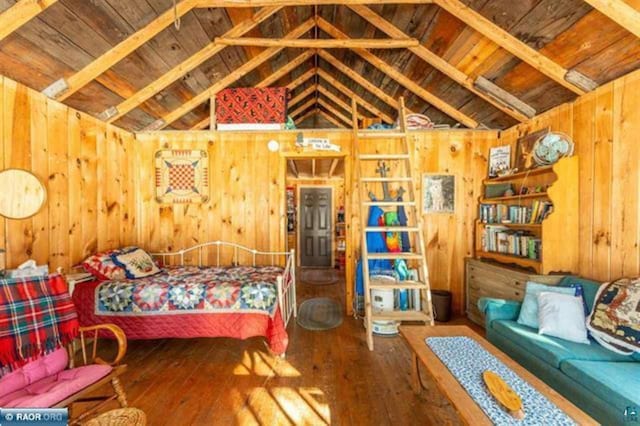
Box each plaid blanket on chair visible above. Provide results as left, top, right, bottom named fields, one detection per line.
left=0, top=273, right=78, bottom=371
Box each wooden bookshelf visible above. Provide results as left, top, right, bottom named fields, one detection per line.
left=480, top=192, right=548, bottom=203
left=477, top=221, right=542, bottom=230
left=475, top=156, right=579, bottom=274
left=482, top=165, right=555, bottom=183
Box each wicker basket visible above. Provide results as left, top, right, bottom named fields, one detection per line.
left=84, top=408, right=146, bottom=426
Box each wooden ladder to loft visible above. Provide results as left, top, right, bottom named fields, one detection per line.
left=351, top=97, right=435, bottom=351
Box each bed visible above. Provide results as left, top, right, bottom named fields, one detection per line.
left=72, top=242, right=296, bottom=355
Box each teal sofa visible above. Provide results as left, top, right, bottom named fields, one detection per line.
left=479, top=276, right=640, bottom=425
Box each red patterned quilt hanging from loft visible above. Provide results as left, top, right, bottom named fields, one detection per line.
left=215, top=88, right=288, bottom=124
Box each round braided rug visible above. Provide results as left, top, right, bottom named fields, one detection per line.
left=300, top=268, right=339, bottom=285
left=296, top=298, right=343, bottom=331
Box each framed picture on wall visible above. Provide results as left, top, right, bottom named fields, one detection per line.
left=488, top=145, right=511, bottom=177
left=423, top=174, right=455, bottom=214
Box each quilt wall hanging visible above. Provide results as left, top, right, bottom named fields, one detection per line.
left=216, top=88, right=288, bottom=124
left=155, top=149, right=209, bottom=204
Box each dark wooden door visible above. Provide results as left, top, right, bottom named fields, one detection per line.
left=299, top=187, right=332, bottom=267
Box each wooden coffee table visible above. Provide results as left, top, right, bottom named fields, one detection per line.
left=399, top=325, right=596, bottom=425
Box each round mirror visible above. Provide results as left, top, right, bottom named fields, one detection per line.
left=0, top=169, right=47, bottom=219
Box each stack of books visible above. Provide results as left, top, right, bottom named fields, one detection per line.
left=481, top=225, right=542, bottom=260
left=479, top=201, right=553, bottom=224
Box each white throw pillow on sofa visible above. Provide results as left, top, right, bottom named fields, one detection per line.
left=537, top=292, right=590, bottom=344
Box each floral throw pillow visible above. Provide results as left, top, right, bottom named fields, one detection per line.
left=110, top=248, right=162, bottom=279
left=82, top=250, right=127, bottom=281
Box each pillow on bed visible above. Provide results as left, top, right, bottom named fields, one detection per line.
left=82, top=250, right=127, bottom=281
left=110, top=247, right=162, bottom=279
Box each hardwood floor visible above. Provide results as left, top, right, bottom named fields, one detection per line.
left=79, top=274, right=469, bottom=425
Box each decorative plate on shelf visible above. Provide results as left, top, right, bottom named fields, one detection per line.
left=532, top=132, right=574, bottom=166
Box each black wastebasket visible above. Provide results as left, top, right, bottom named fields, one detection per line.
left=431, top=290, right=451, bottom=322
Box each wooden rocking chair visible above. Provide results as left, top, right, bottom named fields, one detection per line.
left=58, top=324, right=129, bottom=424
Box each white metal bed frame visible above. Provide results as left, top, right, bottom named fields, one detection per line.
left=151, top=241, right=297, bottom=327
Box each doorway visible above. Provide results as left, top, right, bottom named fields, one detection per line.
left=283, top=152, right=351, bottom=316
left=299, top=186, right=333, bottom=267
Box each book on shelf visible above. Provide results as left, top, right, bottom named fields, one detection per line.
left=481, top=225, right=541, bottom=260
left=479, top=201, right=553, bottom=225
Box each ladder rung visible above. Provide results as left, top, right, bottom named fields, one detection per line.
left=366, top=252, right=423, bottom=260
left=371, top=310, right=430, bottom=322
left=365, top=226, right=420, bottom=232
left=360, top=177, right=412, bottom=183
left=369, top=280, right=428, bottom=290
left=363, top=201, right=416, bottom=207
left=359, top=154, right=410, bottom=160
left=357, top=131, right=406, bottom=139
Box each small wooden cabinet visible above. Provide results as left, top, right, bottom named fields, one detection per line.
left=465, top=258, right=563, bottom=326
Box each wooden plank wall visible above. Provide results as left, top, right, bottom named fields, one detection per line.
left=135, top=130, right=496, bottom=314
left=0, top=76, right=136, bottom=271
left=134, top=132, right=353, bottom=267
left=498, top=69, right=640, bottom=282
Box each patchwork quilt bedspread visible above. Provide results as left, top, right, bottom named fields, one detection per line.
left=95, top=266, right=283, bottom=317
left=72, top=266, right=289, bottom=354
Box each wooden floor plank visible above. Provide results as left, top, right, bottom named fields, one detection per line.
left=75, top=274, right=464, bottom=424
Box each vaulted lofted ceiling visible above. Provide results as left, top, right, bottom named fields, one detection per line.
left=1, top=0, right=639, bottom=131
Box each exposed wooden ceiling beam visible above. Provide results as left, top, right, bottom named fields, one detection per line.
left=317, top=67, right=395, bottom=124
left=317, top=84, right=365, bottom=121
left=256, top=49, right=315, bottom=88
left=434, top=0, right=589, bottom=95
left=296, top=108, right=318, bottom=125
left=291, top=98, right=317, bottom=119
left=154, top=18, right=315, bottom=130
left=106, top=6, right=282, bottom=123
left=197, top=0, right=435, bottom=6
left=190, top=117, right=212, bottom=130
left=0, top=0, right=58, bottom=42
left=318, top=50, right=398, bottom=122
left=318, top=18, right=479, bottom=128
left=348, top=5, right=532, bottom=121
left=473, top=77, right=536, bottom=118
left=328, top=158, right=339, bottom=178
left=318, top=109, right=346, bottom=128
left=289, top=84, right=318, bottom=107
left=582, top=0, right=640, bottom=39
left=285, top=67, right=316, bottom=91
left=53, top=0, right=201, bottom=101
left=214, top=37, right=419, bottom=48
left=288, top=159, right=299, bottom=178
left=318, top=98, right=352, bottom=127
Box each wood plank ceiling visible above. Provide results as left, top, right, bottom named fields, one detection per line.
left=0, top=0, right=639, bottom=131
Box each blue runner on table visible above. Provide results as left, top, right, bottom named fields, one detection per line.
left=425, top=337, right=576, bottom=426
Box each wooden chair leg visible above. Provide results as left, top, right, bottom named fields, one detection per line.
left=111, top=377, right=128, bottom=408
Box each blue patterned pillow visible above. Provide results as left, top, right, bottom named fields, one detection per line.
left=517, top=282, right=577, bottom=329
left=567, top=283, right=590, bottom=316
left=110, top=248, right=162, bottom=279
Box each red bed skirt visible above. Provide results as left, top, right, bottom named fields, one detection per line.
left=72, top=280, right=288, bottom=355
